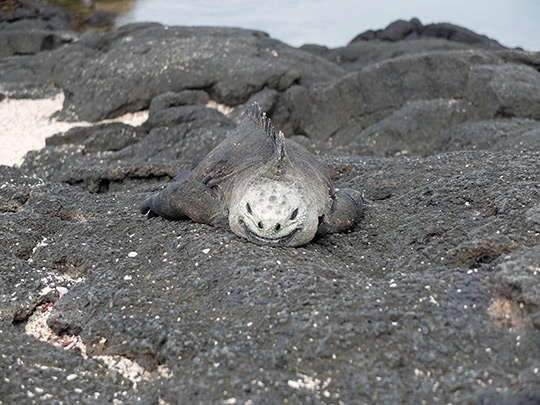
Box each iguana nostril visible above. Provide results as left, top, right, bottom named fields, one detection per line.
left=275, top=223, right=281, bottom=231
left=258, top=221, right=263, bottom=229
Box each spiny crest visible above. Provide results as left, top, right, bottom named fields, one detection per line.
left=242, top=103, right=286, bottom=160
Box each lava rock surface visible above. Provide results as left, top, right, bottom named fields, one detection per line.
left=1, top=14, right=540, bottom=404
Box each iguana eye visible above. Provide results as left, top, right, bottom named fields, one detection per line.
left=290, top=208, right=298, bottom=220
left=246, top=203, right=252, bottom=214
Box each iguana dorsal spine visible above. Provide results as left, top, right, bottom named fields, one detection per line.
left=242, top=103, right=287, bottom=162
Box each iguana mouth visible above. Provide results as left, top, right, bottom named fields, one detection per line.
left=239, top=220, right=301, bottom=246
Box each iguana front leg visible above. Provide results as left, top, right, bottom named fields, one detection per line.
left=317, top=188, right=364, bottom=236
left=140, top=173, right=229, bottom=228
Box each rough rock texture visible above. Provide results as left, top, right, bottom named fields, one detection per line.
left=0, top=0, right=76, bottom=59
left=302, top=18, right=505, bottom=70
left=273, top=51, right=540, bottom=149
left=1, top=22, right=343, bottom=119
left=1, top=17, right=540, bottom=404
left=350, top=18, right=503, bottom=47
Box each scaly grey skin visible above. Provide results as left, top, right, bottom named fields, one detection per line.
left=140, top=103, right=363, bottom=247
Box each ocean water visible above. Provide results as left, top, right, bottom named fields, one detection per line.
left=111, top=0, right=540, bottom=50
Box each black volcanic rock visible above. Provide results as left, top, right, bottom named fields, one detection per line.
left=0, top=0, right=76, bottom=59
left=274, top=49, right=540, bottom=154
left=3, top=147, right=540, bottom=403
left=1, top=17, right=540, bottom=404
left=350, top=18, right=502, bottom=47
left=316, top=19, right=505, bottom=70
left=353, top=18, right=424, bottom=42
left=52, top=24, right=344, bottom=121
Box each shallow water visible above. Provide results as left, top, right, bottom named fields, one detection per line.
left=44, top=0, right=540, bottom=50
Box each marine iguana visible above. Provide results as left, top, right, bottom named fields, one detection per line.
left=140, top=103, right=363, bottom=247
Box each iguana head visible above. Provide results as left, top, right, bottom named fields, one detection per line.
left=229, top=180, right=319, bottom=247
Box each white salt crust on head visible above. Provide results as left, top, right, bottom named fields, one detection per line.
left=228, top=180, right=319, bottom=246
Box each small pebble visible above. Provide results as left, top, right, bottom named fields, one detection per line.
left=39, top=286, right=54, bottom=296
left=202, top=248, right=210, bottom=254
left=127, top=252, right=138, bottom=258
left=66, top=374, right=78, bottom=381
left=56, top=286, right=68, bottom=296
left=287, top=380, right=300, bottom=389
